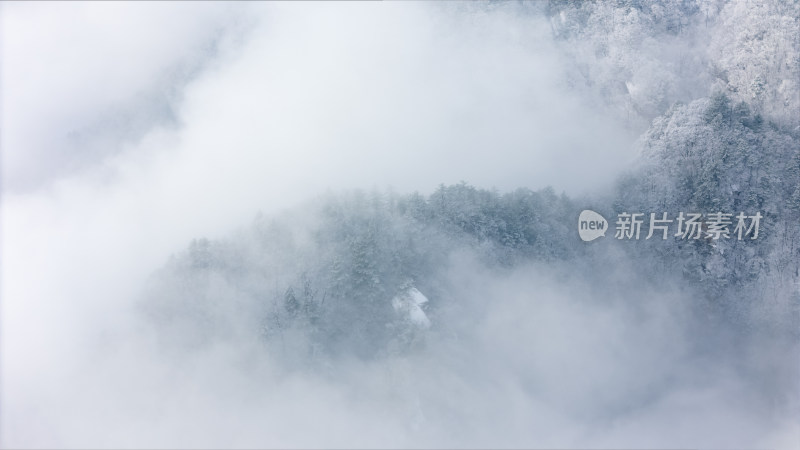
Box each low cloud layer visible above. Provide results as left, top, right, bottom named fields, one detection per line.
left=4, top=251, right=797, bottom=448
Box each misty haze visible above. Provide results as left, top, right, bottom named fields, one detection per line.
left=1, top=1, right=799, bottom=449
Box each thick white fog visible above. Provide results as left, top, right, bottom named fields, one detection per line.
left=2, top=2, right=798, bottom=448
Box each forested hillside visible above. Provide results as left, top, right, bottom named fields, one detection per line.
left=142, top=0, right=799, bottom=365
left=143, top=185, right=582, bottom=359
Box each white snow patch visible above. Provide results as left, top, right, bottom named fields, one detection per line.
left=391, top=287, right=431, bottom=328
